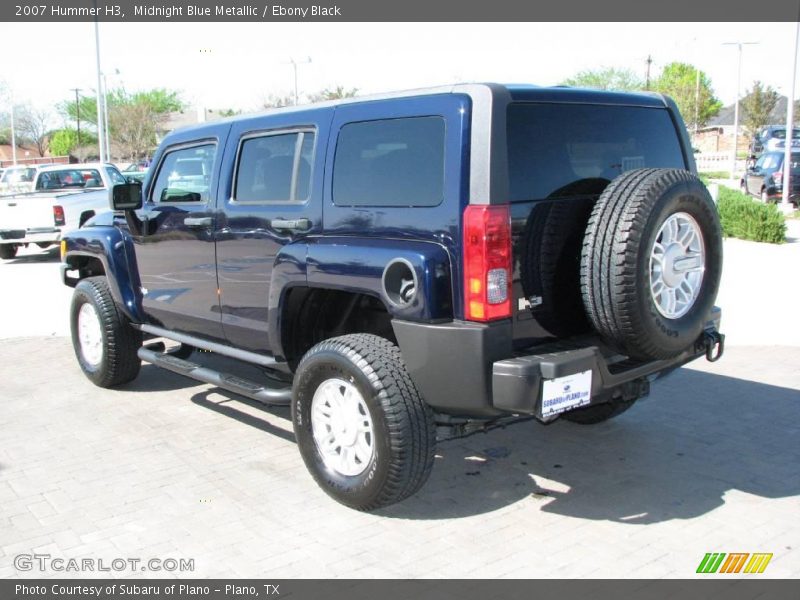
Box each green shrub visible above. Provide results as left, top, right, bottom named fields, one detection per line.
left=699, top=170, right=732, bottom=180
left=716, top=186, right=786, bottom=244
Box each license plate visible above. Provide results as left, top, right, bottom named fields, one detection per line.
left=540, top=370, right=592, bottom=418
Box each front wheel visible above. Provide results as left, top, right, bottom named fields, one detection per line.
left=0, top=244, right=18, bottom=259
left=70, top=277, right=142, bottom=387
left=292, top=334, right=436, bottom=511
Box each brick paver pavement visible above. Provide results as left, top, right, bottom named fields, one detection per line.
left=0, top=236, right=798, bottom=579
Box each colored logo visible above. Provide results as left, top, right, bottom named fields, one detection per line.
left=696, top=552, right=773, bottom=574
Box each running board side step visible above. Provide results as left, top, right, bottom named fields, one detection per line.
left=137, top=346, right=292, bottom=406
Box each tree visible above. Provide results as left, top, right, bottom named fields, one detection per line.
left=59, top=87, right=183, bottom=159
left=653, top=62, right=722, bottom=130
left=16, top=106, right=53, bottom=157
left=307, top=86, right=359, bottom=103
left=49, top=128, right=97, bottom=158
left=262, top=93, right=294, bottom=109
left=740, top=81, right=780, bottom=139
left=561, top=67, right=644, bottom=91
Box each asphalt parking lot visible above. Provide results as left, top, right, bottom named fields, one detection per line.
left=1, top=222, right=799, bottom=579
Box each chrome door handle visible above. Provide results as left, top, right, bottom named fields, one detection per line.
left=183, top=217, right=213, bottom=228
left=271, top=218, right=311, bottom=231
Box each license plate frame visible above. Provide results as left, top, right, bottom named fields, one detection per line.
left=540, top=370, right=592, bottom=418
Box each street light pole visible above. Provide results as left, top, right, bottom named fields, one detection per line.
left=92, top=0, right=106, bottom=163
left=781, top=22, right=799, bottom=211
left=102, top=73, right=111, bottom=160
left=287, top=57, right=311, bottom=105
left=723, top=41, right=758, bottom=180
left=70, top=88, right=81, bottom=150
left=9, top=91, right=17, bottom=165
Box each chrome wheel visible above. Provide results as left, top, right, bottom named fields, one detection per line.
left=649, top=212, right=705, bottom=319
left=77, top=302, right=103, bottom=367
left=311, top=378, right=374, bottom=477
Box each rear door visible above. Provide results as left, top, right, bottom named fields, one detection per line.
left=132, top=128, right=228, bottom=340
left=214, top=109, right=332, bottom=353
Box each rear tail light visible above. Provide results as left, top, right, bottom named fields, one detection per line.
left=53, top=205, right=65, bottom=226
left=463, top=204, right=512, bottom=322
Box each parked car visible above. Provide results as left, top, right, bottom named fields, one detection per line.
left=749, top=125, right=800, bottom=156
left=740, top=150, right=800, bottom=205
left=0, top=165, right=38, bottom=195
left=34, top=163, right=128, bottom=191
left=0, top=163, right=123, bottom=259
left=121, top=160, right=150, bottom=183
left=60, top=83, right=725, bottom=510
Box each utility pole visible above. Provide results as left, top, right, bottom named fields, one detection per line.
left=70, top=88, right=82, bottom=149
left=645, top=55, right=653, bottom=90
left=723, top=41, right=758, bottom=180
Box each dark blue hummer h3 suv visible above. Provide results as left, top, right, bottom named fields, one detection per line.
left=61, top=83, right=725, bottom=510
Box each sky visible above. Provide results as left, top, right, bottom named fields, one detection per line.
left=1, top=21, right=798, bottom=123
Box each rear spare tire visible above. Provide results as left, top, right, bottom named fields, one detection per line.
left=581, top=169, right=722, bottom=360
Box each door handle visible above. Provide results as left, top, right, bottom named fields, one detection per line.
left=271, top=218, right=311, bottom=231
left=183, top=216, right=213, bottom=228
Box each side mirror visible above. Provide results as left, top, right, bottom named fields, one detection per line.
left=110, top=182, right=143, bottom=211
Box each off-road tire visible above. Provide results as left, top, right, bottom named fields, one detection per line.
left=70, top=277, right=142, bottom=387
left=0, top=245, right=18, bottom=259
left=581, top=168, right=722, bottom=360
left=292, top=334, right=436, bottom=511
left=522, top=200, right=593, bottom=336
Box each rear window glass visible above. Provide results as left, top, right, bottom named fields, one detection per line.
left=507, top=103, right=686, bottom=202
left=333, top=116, right=445, bottom=207
left=36, top=169, right=88, bottom=190
left=234, top=130, right=314, bottom=203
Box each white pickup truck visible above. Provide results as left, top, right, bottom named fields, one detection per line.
left=0, top=163, right=127, bottom=259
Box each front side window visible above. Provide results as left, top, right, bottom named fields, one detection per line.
left=107, top=166, right=128, bottom=185
left=234, top=130, right=315, bottom=203
left=151, top=143, right=216, bottom=203
left=332, top=116, right=445, bottom=207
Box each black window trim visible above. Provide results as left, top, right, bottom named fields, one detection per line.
left=230, top=126, right=317, bottom=205
left=331, top=114, right=447, bottom=208
left=148, top=139, right=218, bottom=206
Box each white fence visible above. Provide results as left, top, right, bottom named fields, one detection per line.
left=695, top=151, right=746, bottom=174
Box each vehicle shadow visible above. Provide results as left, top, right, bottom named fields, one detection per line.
left=3, top=246, right=60, bottom=263
left=380, top=368, right=800, bottom=521
left=118, top=348, right=800, bottom=523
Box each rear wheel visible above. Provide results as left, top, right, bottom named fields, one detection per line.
left=292, top=334, right=436, bottom=511
left=70, top=277, right=142, bottom=387
left=0, top=245, right=18, bottom=259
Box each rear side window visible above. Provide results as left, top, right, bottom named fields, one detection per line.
left=507, top=103, right=686, bottom=202
left=151, top=143, right=216, bottom=203
left=333, top=116, right=445, bottom=207
left=234, top=130, right=315, bottom=203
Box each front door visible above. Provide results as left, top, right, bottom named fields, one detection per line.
left=132, top=137, right=226, bottom=340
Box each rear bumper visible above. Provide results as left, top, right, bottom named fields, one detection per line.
left=392, top=307, right=722, bottom=419
left=0, top=228, right=61, bottom=245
